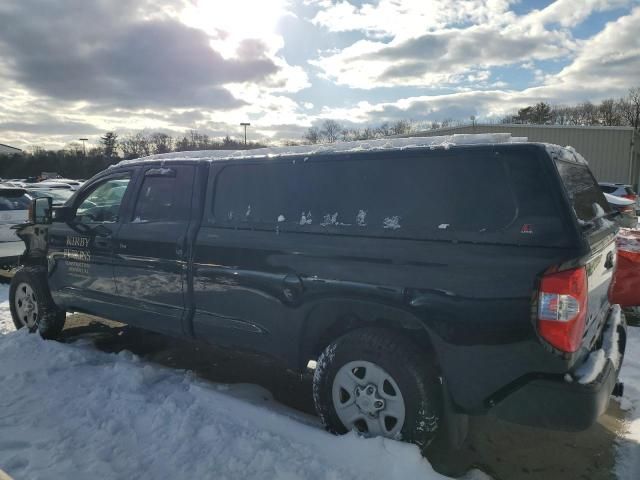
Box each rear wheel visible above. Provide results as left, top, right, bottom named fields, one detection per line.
left=313, top=328, right=442, bottom=449
left=9, top=268, right=66, bottom=339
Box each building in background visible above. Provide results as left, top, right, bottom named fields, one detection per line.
left=409, top=124, right=640, bottom=188
left=0, top=143, right=22, bottom=155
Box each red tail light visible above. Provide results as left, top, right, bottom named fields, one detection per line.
left=537, top=267, right=588, bottom=352
left=623, top=194, right=637, bottom=201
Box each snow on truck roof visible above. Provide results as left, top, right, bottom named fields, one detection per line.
left=115, top=133, right=586, bottom=166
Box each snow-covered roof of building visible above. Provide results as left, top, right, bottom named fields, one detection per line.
left=116, top=133, right=532, bottom=166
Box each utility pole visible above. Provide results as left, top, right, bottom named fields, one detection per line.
left=79, top=138, right=88, bottom=157
left=240, top=123, right=250, bottom=146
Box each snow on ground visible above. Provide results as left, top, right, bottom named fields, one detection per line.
left=2, top=281, right=640, bottom=480
left=0, top=285, right=489, bottom=480
left=0, top=284, right=13, bottom=334
left=616, top=323, right=640, bottom=479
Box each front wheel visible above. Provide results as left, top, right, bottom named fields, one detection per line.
left=313, top=328, right=442, bottom=449
left=9, top=268, right=66, bottom=339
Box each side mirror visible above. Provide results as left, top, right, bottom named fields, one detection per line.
left=31, top=197, right=53, bottom=224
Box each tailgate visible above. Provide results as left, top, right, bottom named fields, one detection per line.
left=582, top=234, right=616, bottom=350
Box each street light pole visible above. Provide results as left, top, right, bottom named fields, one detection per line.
left=240, top=122, right=250, bottom=146
left=79, top=138, right=88, bottom=157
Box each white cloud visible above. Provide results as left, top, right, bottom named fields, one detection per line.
left=308, top=0, right=634, bottom=89
left=310, top=24, right=573, bottom=88
left=310, top=0, right=514, bottom=39
left=313, top=6, right=640, bottom=125
left=525, top=0, right=632, bottom=27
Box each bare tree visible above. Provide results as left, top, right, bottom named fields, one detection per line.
left=150, top=133, right=173, bottom=154
left=303, top=126, right=321, bottom=144
left=619, top=88, right=640, bottom=130
left=119, top=135, right=142, bottom=159
left=376, top=122, right=391, bottom=137
left=136, top=133, right=152, bottom=157
left=598, top=99, right=621, bottom=126
left=391, top=119, right=412, bottom=135
left=175, top=136, right=190, bottom=152
left=321, top=120, right=342, bottom=143
left=64, top=142, right=83, bottom=155
left=360, top=125, right=376, bottom=140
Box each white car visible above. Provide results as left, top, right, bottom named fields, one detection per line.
left=26, top=181, right=74, bottom=190
left=42, top=178, right=83, bottom=190
left=603, top=192, right=637, bottom=228
left=599, top=182, right=640, bottom=214
left=0, top=187, right=30, bottom=242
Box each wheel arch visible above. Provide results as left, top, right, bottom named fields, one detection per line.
left=297, top=298, right=440, bottom=372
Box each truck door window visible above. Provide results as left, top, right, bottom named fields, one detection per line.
left=75, top=176, right=131, bottom=223
left=131, top=167, right=192, bottom=222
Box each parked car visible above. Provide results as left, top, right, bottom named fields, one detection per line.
left=25, top=181, right=74, bottom=190
left=10, top=138, right=627, bottom=452
left=0, top=187, right=30, bottom=275
left=599, top=182, right=640, bottom=214
left=44, top=178, right=83, bottom=190
left=604, top=192, right=637, bottom=228
left=26, top=188, right=74, bottom=206
left=0, top=187, right=30, bottom=242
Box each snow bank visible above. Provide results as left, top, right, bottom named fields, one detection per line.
left=616, top=324, right=640, bottom=479
left=116, top=133, right=527, bottom=166
left=0, top=284, right=493, bottom=480
left=0, top=284, right=13, bottom=335
left=0, top=329, right=458, bottom=480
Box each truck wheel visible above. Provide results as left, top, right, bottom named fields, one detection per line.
left=9, top=268, right=66, bottom=339
left=313, top=328, right=442, bottom=449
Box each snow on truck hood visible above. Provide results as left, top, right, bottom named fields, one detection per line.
left=116, top=133, right=537, bottom=166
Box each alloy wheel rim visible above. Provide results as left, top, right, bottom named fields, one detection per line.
left=332, top=360, right=405, bottom=438
left=14, top=282, right=39, bottom=329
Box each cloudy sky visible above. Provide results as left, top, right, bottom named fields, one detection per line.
left=0, top=0, right=638, bottom=149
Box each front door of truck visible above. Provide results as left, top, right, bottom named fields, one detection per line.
left=47, top=171, right=134, bottom=315
left=111, top=164, right=195, bottom=335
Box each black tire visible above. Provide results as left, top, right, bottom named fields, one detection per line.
left=313, top=328, right=442, bottom=449
left=9, top=267, right=66, bottom=339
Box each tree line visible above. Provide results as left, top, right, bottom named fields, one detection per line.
left=303, top=86, right=640, bottom=144
left=505, top=87, right=640, bottom=128
left=0, top=131, right=264, bottom=180
left=2, top=87, right=638, bottom=179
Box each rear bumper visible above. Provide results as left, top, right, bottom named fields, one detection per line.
left=491, top=306, right=627, bottom=431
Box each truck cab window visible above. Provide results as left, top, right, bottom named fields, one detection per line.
left=130, top=167, right=192, bottom=222
left=75, top=177, right=131, bottom=223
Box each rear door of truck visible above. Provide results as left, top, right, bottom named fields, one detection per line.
left=552, top=154, right=618, bottom=359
